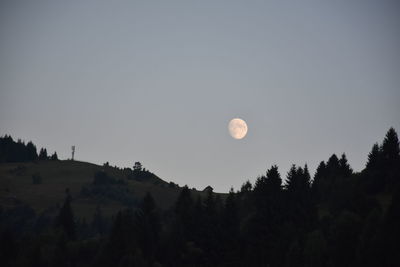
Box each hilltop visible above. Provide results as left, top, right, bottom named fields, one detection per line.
left=0, top=159, right=211, bottom=219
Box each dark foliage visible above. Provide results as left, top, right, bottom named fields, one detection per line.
left=55, top=192, right=75, bottom=240
left=1, top=128, right=400, bottom=267
left=0, top=135, right=58, bottom=163
left=81, top=171, right=137, bottom=206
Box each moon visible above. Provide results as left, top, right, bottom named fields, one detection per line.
left=228, top=118, right=248, bottom=139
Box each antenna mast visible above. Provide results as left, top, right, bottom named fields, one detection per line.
left=71, top=146, right=75, bottom=161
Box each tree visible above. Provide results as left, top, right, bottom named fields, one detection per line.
left=339, top=153, right=352, bottom=177
left=38, top=148, right=48, bottom=160
left=221, top=188, right=241, bottom=266
left=285, top=164, right=315, bottom=232
left=326, top=154, right=340, bottom=175
left=135, top=192, right=160, bottom=263
left=244, top=165, right=284, bottom=267
left=285, top=164, right=310, bottom=194
left=312, top=161, right=327, bottom=201
left=133, top=162, right=142, bottom=172
left=366, top=143, right=382, bottom=171
left=382, top=186, right=400, bottom=266
left=304, top=230, right=328, bottom=267
left=98, top=209, right=136, bottom=267
left=240, top=180, right=252, bottom=193
left=51, top=152, right=58, bottom=160
left=381, top=127, right=400, bottom=165
left=55, top=192, right=75, bottom=240
left=381, top=128, right=400, bottom=189
left=26, top=141, right=38, bottom=161
left=175, top=186, right=193, bottom=221
left=330, top=211, right=362, bottom=267
left=355, top=208, right=384, bottom=267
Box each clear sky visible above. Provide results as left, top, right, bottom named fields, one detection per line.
left=1, top=0, right=399, bottom=192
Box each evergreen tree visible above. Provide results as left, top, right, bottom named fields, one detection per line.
left=382, top=186, right=400, bottom=266
left=240, top=180, right=252, bottom=193
left=51, top=152, right=58, bottom=160
left=133, top=161, right=142, bottom=172
left=285, top=164, right=310, bottom=194
left=55, top=192, right=75, bottom=240
left=366, top=143, right=382, bottom=171
left=355, top=208, right=384, bottom=267
left=339, top=153, right=353, bottom=177
left=38, top=148, right=48, bottom=160
left=381, top=128, right=400, bottom=189
left=173, top=186, right=195, bottom=241
left=312, top=161, right=327, bottom=201
left=326, top=154, right=340, bottom=175
left=175, top=186, right=193, bottom=222
left=135, top=192, right=160, bottom=264
left=381, top=127, right=400, bottom=165
left=245, top=165, right=283, bottom=267
left=221, top=188, right=241, bottom=266
left=99, top=209, right=136, bottom=267
left=26, top=141, right=38, bottom=161
left=285, top=164, right=315, bottom=231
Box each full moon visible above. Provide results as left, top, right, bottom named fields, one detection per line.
left=228, top=118, right=248, bottom=139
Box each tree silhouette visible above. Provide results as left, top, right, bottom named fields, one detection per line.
left=135, top=192, right=160, bottom=263
left=339, top=153, right=353, bottom=177
left=382, top=186, right=400, bottom=266
left=26, top=141, right=38, bottom=161
left=366, top=143, right=382, bottom=171
left=51, top=151, right=58, bottom=160
left=382, top=127, right=400, bottom=164
left=1, top=127, right=400, bottom=267
left=38, top=148, right=48, bottom=160
left=55, top=192, right=75, bottom=240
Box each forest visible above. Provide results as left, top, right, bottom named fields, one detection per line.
left=0, top=128, right=399, bottom=267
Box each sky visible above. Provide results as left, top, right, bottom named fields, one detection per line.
left=1, top=0, right=399, bottom=192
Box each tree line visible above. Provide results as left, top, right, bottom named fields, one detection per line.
left=0, top=135, right=58, bottom=163
left=0, top=128, right=399, bottom=267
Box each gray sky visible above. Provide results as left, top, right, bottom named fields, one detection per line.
left=1, top=0, right=399, bottom=192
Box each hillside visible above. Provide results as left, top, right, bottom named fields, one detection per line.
left=1, top=128, right=399, bottom=267
left=0, top=160, right=210, bottom=219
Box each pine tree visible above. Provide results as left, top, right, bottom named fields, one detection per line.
left=381, top=128, right=400, bottom=189
left=312, top=161, right=326, bottom=201
left=51, top=152, right=58, bottom=160
left=38, top=148, right=48, bottom=160
left=285, top=164, right=314, bottom=231
left=221, top=188, right=241, bottom=266
left=174, top=186, right=194, bottom=241
left=366, top=143, right=382, bottom=171
left=382, top=127, right=400, bottom=164
left=382, top=186, right=400, bottom=266
left=26, top=141, right=38, bottom=161
left=240, top=180, right=252, bottom=193
left=339, top=153, right=353, bottom=177
left=326, top=154, right=340, bottom=175
left=55, top=193, right=75, bottom=240
left=285, top=165, right=308, bottom=193
left=135, top=192, right=160, bottom=263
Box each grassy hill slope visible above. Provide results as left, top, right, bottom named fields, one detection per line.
left=0, top=160, right=210, bottom=219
